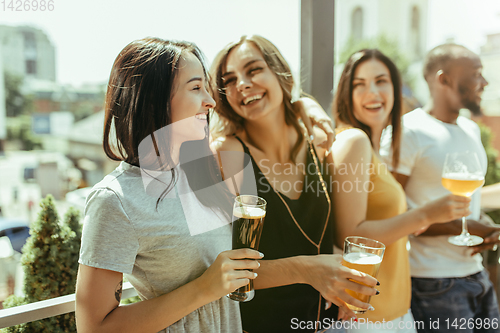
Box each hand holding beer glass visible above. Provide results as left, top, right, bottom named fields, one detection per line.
left=441, top=151, right=485, bottom=246
left=341, top=236, right=385, bottom=314
left=228, top=195, right=266, bottom=302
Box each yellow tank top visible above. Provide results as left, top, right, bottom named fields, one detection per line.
left=336, top=126, right=411, bottom=322
left=359, top=152, right=411, bottom=323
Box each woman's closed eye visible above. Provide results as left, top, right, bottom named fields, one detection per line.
left=249, top=67, right=263, bottom=75
left=222, top=77, right=236, bottom=87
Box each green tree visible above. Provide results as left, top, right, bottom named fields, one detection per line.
left=479, top=122, right=500, bottom=224
left=4, top=72, right=33, bottom=118
left=4, top=72, right=40, bottom=150
left=3, top=196, right=81, bottom=332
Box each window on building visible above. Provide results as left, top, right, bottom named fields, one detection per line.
left=411, top=6, right=421, bottom=57
left=23, top=31, right=38, bottom=75
left=351, top=7, right=363, bottom=41
left=23, top=31, right=37, bottom=57
left=26, top=60, right=37, bottom=75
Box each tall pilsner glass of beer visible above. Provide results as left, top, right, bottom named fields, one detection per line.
left=228, top=195, right=266, bottom=302
left=341, top=236, right=385, bottom=313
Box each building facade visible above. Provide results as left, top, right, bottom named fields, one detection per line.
left=335, top=0, right=428, bottom=62
left=0, top=25, right=56, bottom=82
left=480, top=32, right=500, bottom=117
left=334, top=0, right=429, bottom=103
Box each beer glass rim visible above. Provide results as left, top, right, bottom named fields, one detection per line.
left=344, top=236, right=385, bottom=251
left=234, top=195, right=267, bottom=208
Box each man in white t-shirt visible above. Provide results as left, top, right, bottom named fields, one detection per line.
left=380, top=44, right=500, bottom=333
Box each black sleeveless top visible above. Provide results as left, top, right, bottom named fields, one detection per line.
left=235, top=137, right=338, bottom=333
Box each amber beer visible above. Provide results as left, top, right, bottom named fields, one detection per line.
left=341, top=236, right=385, bottom=313
left=232, top=207, right=266, bottom=249
left=442, top=173, right=485, bottom=197
left=228, top=195, right=266, bottom=302
left=342, top=253, right=382, bottom=313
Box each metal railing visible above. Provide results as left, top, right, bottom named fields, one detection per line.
left=0, top=282, right=137, bottom=329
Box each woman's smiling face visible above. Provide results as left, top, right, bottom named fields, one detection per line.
left=221, top=42, right=284, bottom=122
left=351, top=58, right=394, bottom=130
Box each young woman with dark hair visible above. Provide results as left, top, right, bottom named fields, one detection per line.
left=75, top=37, right=262, bottom=333
left=330, top=49, right=471, bottom=332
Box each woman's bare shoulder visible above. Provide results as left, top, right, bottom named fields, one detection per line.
left=332, top=128, right=372, bottom=162
left=211, top=135, right=244, bottom=153
left=335, top=128, right=371, bottom=148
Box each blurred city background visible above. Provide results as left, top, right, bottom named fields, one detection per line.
left=1, top=0, right=500, bottom=312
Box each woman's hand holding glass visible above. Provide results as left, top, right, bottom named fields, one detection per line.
left=196, top=249, right=262, bottom=302
left=420, top=193, right=472, bottom=224
left=298, top=254, right=379, bottom=319
left=441, top=152, right=485, bottom=246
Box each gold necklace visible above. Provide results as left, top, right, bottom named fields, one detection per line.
left=271, top=139, right=331, bottom=254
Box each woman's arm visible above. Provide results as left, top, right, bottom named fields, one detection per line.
left=76, top=249, right=261, bottom=333
left=252, top=254, right=378, bottom=318
left=213, top=137, right=377, bottom=317
left=331, top=128, right=471, bottom=247
left=213, top=135, right=378, bottom=318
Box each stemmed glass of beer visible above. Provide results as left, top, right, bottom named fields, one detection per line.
left=341, top=236, right=385, bottom=313
left=227, top=195, right=266, bottom=302
left=441, top=151, right=485, bottom=246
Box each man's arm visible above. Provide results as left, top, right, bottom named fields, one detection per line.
left=416, top=213, right=500, bottom=255
left=481, top=183, right=500, bottom=210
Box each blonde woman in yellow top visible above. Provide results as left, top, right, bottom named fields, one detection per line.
left=330, top=49, right=471, bottom=332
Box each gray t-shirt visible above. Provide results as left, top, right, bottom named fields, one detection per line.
left=79, top=162, right=241, bottom=333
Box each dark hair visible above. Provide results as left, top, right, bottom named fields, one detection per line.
left=210, top=35, right=304, bottom=162
left=333, top=49, right=403, bottom=170
left=423, top=43, right=473, bottom=83
left=102, top=37, right=231, bottom=212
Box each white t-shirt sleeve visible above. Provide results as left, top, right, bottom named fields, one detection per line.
left=379, top=126, right=394, bottom=169
left=79, top=188, right=139, bottom=274
left=394, top=127, right=421, bottom=177
left=380, top=125, right=420, bottom=176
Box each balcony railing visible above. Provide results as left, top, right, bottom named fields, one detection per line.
left=0, top=282, right=137, bottom=329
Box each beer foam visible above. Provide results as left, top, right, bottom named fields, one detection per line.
left=233, top=206, right=266, bottom=219
left=344, top=252, right=382, bottom=265
left=442, top=173, right=484, bottom=181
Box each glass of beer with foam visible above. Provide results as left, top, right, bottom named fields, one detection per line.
left=442, top=151, right=485, bottom=246
left=341, top=236, right=385, bottom=313
left=228, top=195, right=266, bottom=302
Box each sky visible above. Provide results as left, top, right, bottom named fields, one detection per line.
left=427, top=0, right=500, bottom=52
left=1, top=0, right=500, bottom=86
left=0, top=0, right=301, bottom=86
